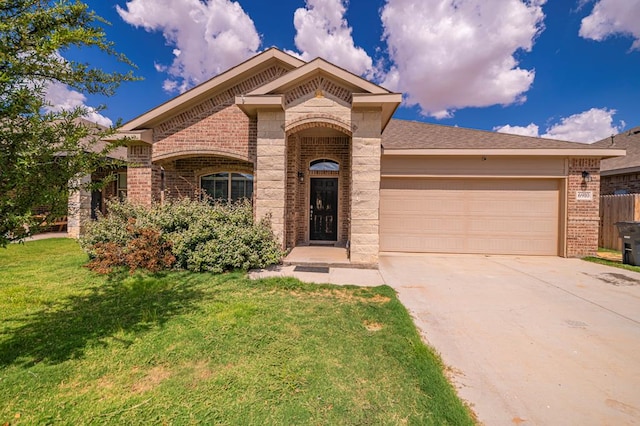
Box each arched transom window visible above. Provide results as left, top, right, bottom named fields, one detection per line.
left=310, top=159, right=339, bottom=171
left=201, top=172, right=253, bottom=202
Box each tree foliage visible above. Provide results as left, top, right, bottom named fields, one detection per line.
left=0, top=0, right=137, bottom=245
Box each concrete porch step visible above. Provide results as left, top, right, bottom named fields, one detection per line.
left=283, top=246, right=351, bottom=268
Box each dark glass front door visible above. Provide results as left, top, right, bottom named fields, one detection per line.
left=310, top=178, right=338, bottom=241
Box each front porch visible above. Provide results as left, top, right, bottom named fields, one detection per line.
left=283, top=246, right=350, bottom=268
left=249, top=245, right=385, bottom=286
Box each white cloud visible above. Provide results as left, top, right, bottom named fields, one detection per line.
left=542, top=108, right=624, bottom=143
left=579, top=0, right=640, bottom=50
left=117, top=0, right=261, bottom=93
left=289, top=0, right=373, bottom=77
left=495, top=108, right=625, bottom=143
left=494, top=123, right=540, bottom=137
left=44, top=81, right=113, bottom=127
left=380, top=0, right=546, bottom=118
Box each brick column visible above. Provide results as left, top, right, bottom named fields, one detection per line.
left=67, top=174, right=91, bottom=238
left=255, top=110, right=286, bottom=246
left=127, top=143, right=161, bottom=207
left=567, top=158, right=600, bottom=257
left=350, top=110, right=382, bottom=265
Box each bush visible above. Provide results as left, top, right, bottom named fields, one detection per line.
left=81, top=198, right=284, bottom=274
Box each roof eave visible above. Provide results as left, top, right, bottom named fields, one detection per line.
left=352, top=93, right=402, bottom=132
left=382, top=148, right=627, bottom=157
left=235, top=94, right=285, bottom=117
left=601, top=165, right=640, bottom=176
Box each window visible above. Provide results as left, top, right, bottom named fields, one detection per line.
left=310, top=159, right=339, bottom=171
left=201, top=172, right=253, bottom=202
left=117, top=172, right=127, bottom=200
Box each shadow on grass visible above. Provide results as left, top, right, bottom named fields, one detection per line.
left=0, top=271, right=206, bottom=367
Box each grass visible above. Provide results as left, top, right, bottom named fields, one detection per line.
left=584, top=248, right=640, bottom=273
left=0, top=239, right=473, bottom=425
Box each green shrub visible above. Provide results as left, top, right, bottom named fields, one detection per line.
left=81, top=198, right=284, bottom=274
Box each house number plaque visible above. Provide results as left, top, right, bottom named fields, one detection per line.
left=576, top=191, right=593, bottom=201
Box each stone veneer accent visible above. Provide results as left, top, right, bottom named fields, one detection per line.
left=67, top=175, right=92, bottom=238
left=349, top=109, right=382, bottom=265
left=255, top=110, right=287, bottom=245
left=567, top=158, right=600, bottom=257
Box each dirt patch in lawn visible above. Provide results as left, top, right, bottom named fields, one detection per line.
left=131, top=366, right=172, bottom=394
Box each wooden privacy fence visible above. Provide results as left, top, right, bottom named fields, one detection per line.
left=599, top=194, right=640, bottom=251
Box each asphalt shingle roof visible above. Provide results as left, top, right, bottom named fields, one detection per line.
left=592, top=127, right=640, bottom=173
left=381, top=119, right=612, bottom=150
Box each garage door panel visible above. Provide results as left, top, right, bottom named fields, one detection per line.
left=380, top=178, right=560, bottom=255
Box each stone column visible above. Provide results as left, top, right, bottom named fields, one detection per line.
left=67, top=174, right=92, bottom=238
left=127, top=143, right=161, bottom=206
left=255, top=110, right=287, bottom=246
left=350, top=109, right=382, bottom=265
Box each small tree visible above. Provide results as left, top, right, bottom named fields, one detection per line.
left=0, top=0, right=138, bottom=245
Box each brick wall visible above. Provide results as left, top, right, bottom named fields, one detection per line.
left=152, top=66, right=287, bottom=164
left=154, top=105, right=257, bottom=163
left=567, top=158, right=600, bottom=257
left=163, top=157, right=254, bottom=200
left=601, top=173, right=640, bottom=195
left=127, top=144, right=161, bottom=206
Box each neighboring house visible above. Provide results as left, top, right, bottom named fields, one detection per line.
left=593, top=127, right=640, bottom=194
left=102, top=48, right=622, bottom=265
left=66, top=119, right=127, bottom=238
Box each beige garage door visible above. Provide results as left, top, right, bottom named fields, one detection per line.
left=380, top=178, right=560, bottom=255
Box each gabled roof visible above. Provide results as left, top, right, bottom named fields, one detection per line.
left=247, top=57, right=390, bottom=96
left=239, top=57, right=401, bottom=130
left=592, top=127, right=640, bottom=175
left=382, top=119, right=625, bottom=157
left=120, top=48, right=305, bottom=131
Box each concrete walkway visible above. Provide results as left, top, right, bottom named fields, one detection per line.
left=379, top=253, right=640, bottom=426
left=250, top=246, right=385, bottom=286
left=249, top=264, right=385, bottom=286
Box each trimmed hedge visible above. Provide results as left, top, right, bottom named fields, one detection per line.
left=80, top=198, right=284, bottom=274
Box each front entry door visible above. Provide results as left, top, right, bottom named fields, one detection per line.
left=310, top=178, right=338, bottom=241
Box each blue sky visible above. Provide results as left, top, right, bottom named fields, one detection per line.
left=55, top=0, right=640, bottom=143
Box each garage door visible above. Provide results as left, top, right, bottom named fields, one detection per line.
left=380, top=178, right=560, bottom=255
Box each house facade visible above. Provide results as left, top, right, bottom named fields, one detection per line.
left=594, top=127, right=640, bottom=195
left=109, top=48, right=623, bottom=265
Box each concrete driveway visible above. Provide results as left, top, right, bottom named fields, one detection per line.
left=379, top=254, right=640, bottom=425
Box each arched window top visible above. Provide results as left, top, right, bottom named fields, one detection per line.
left=310, top=159, right=339, bottom=171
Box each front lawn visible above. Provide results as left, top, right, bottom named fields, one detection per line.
left=0, top=239, right=473, bottom=425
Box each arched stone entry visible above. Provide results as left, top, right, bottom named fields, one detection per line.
left=285, top=124, right=351, bottom=248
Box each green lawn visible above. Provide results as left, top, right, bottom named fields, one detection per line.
left=0, top=239, right=473, bottom=425
left=584, top=248, right=640, bottom=273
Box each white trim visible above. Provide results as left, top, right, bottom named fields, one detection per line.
left=381, top=174, right=568, bottom=179
left=382, top=148, right=626, bottom=158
